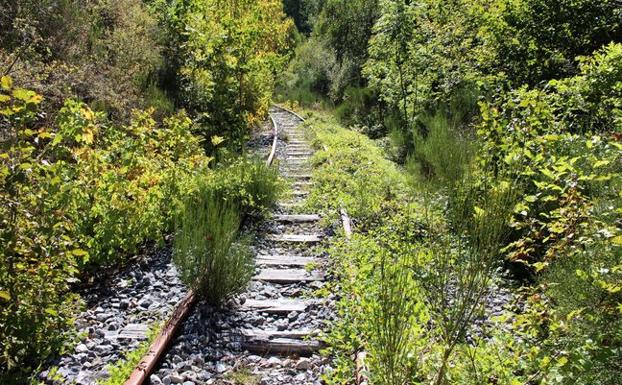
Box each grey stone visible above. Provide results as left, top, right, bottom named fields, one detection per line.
left=119, top=299, right=130, bottom=310
left=267, top=357, right=282, bottom=367
left=169, top=373, right=184, bottom=384
left=296, top=358, right=311, bottom=370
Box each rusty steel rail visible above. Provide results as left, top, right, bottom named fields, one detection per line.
left=124, top=291, right=195, bottom=385
left=123, top=111, right=280, bottom=385
left=267, top=112, right=279, bottom=166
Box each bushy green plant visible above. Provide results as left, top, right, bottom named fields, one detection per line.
left=1, top=0, right=164, bottom=119
left=173, top=184, right=252, bottom=305
left=365, top=249, right=426, bottom=385
left=0, top=79, right=83, bottom=379
left=173, top=157, right=281, bottom=305
left=207, top=157, right=285, bottom=215
left=0, top=80, right=210, bottom=379
left=49, top=101, right=208, bottom=267
left=159, top=0, right=294, bottom=149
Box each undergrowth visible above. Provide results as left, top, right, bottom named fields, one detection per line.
left=305, top=110, right=528, bottom=385
left=97, top=324, right=161, bottom=385
left=173, top=158, right=283, bottom=305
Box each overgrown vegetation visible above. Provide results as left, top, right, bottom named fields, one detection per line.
left=0, top=0, right=291, bottom=381
left=283, top=0, right=621, bottom=383
left=174, top=158, right=282, bottom=305
left=305, top=113, right=526, bottom=385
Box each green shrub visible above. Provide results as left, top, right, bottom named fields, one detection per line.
left=0, top=80, right=209, bottom=379
left=160, top=0, right=293, bottom=149
left=0, top=79, right=83, bottom=379
left=1, top=0, right=163, bottom=120
left=207, top=157, right=285, bottom=215
left=173, top=184, right=252, bottom=305
left=173, top=157, right=281, bottom=305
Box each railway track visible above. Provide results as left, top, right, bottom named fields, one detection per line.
left=139, top=107, right=335, bottom=385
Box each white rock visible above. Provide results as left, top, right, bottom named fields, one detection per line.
left=267, top=356, right=282, bottom=367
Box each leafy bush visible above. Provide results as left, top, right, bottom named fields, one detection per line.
left=159, top=0, right=294, bottom=149
left=50, top=101, right=207, bottom=267
left=173, top=158, right=282, bottom=305
left=0, top=79, right=210, bottom=379
left=206, top=158, right=285, bottom=215
left=0, top=79, right=82, bottom=377
left=493, top=0, right=622, bottom=86
left=276, top=38, right=337, bottom=107
left=1, top=0, right=164, bottom=120
left=174, top=187, right=252, bottom=306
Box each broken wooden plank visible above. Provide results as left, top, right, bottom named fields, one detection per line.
left=291, top=190, right=309, bottom=197
left=241, top=338, right=324, bottom=356
left=273, top=214, right=320, bottom=222
left=253, top=268, right=325, bottom=283
left=240, top=298, right=313, bottom=313
left=278, top=201, right=303, bottom=208
left=283, top=173, right=312, bottom=179
left=266, top=234, right=322, bottom=243
left=240, top=328, right=318, bottom=339
left=116, top=324, right=149, bottom=340
left=293, top=181, right=312, bottom=188
left=256, top=255, right=317, bottom=266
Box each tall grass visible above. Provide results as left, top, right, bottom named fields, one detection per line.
left=421, top=176, right=517, bottom=385
left=410, top=112, right=474, bottom=189
left=408, top=87, right=478, bottom=190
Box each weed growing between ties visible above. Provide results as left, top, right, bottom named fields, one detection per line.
left=97, top=324, right=161, bottom=385
left=173, top=158, right=282, bottom=305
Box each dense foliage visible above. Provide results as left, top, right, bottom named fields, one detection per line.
left=157, top=0, right=294, bottom=149
left=284, top=1, right=622, bottom=384
left=305, top=113, right=523, bottom=385
left=0, top=81, right=207, bottom=376
left=0, top=0, right=291, bottom=381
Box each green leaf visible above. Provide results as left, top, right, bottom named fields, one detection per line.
left=557, top=356, right=568, bottom=367
left=45, top=308, right=58, bottom=316
left=594, top=160, right=610, bottom=168
left=0, top=291, right=10, bottom=301
left=1, top=76, right=12, bottom=91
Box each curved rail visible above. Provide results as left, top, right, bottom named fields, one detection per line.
left=267, top=113, right=279, bottom=166
left=124, top=112, right=280, bottom=385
